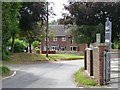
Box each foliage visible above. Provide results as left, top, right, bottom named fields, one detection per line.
left=32, top=41, right=40, bottom=48
left=0, top=65, right=10, bottom=76
left=13, top=39, right=27, bottom=53
left=2, top=49, right=10, bottom=61
left=112, top=42, right=120, bottom=49
left=75, top=67, right=97, bottom=86
left=35, top=47, right=41, bottom=54
left=64, top=2, right=120, bottom=42
left=19, top=2, right=47, bottom=53
left=2, top=2, right=21, bottom=59
left=71, top=24, right=104, bottom=44
left=2, top=2, right=21, bottom=46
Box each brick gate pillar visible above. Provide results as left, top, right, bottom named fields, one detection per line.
left=98, top=45, right=108, bottom=85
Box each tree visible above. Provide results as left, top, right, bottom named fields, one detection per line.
left=19, top=2, right=47, bottom=53
left=71, top=24, right=104, bottom=46
left=64, top=2, right=120, bottom=43
left=2, top=2, right=21, bottom=56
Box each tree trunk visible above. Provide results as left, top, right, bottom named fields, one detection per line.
left=29, top=41, right=32, bottom=53
left=11, top=34, right=15, bottom=53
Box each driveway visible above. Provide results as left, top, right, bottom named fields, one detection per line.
left=2, top=60, right=84, bottom=88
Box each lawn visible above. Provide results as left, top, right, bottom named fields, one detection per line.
left=3, top=53, right=84, bottom=64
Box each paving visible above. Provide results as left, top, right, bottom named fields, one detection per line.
left=2, top=60, right=84, bottom=88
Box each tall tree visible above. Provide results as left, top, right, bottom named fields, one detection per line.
left=19, top=2, right=47, bottom=53
left=64, top=2, right=120, bottom=43
left=2, top=2, right=21, bottom=53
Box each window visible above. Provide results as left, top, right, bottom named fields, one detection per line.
left=53, top=37, right=57, bottom=41
left=51, top=46, right=58, bottom=51
left=71, top=38, right=73, bottom=43
left=70, top=46, right=77, bottom=51
left=45, top=37, right=49, bottom=41
left=61, top=46, right=66, bottom=51
left=62, top=37, right=66, bottom=41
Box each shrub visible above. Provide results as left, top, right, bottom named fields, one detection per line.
left=112, top=42, right=120, bottom=49
left=0, top=65, right=10, bottom=76
left=2, top=49, right=10, bottom=61
left=14, top=39, right=26, bottom=53
left=32, top=41, right=40, bottom=48
left=35, top=47, right=40, bottom=54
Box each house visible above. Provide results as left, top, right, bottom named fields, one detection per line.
left=41, top=25, right=87, bottom=52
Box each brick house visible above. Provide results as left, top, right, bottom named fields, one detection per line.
left=41, top=25, right=87, bottom=52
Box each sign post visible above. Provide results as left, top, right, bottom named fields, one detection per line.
left=105, top=17, right=112, bottom=51
left=105, top=17, right=112, bottom=83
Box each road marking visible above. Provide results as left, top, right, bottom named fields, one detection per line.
left=2, top=71, right=16, bottom=80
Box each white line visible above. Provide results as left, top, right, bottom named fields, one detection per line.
left=2, top=71, right=16, bottom=80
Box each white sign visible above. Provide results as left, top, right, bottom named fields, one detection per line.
left=105, top=17, right=112, bottom=45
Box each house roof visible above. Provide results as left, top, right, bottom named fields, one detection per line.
left=49, top=25, right=65, bottom=36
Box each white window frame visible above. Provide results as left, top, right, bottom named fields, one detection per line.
left=70, top=46, right=77, bottom=51
left=51, top=46, right=58, bottom=50
left=62, top=37, right=66, bottom=41
left=53, top=37, right=57, bottom=41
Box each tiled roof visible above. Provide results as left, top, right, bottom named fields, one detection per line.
left=49, top=25, right=65, bottom=36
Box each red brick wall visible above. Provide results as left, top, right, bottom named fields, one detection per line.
left=85, top=45, right=108, bottom=85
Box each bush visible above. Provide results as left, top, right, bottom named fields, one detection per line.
left=14, top=39, right=26, bottom=53
left=32, top=41, right=40, bottom=48
left=0, top=65, right=10, bottom=76
left=2, top=49, right=10, bottom=61
left=35, top=47, right=40, bottom=54
left=112, top=42, right=120, bottom=49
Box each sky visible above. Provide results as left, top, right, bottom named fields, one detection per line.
left=46, top=0, right=69, bottom=22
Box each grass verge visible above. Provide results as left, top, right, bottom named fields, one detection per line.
left=42, top=54, right=84, bottom=60
left=3, top=53, right=84, bottom=64
left=0, top=65, right=10, bottom=77
left=75, top=67, right=97, bottom=86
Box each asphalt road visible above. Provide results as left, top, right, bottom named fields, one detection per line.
left=2, top=60, right=84, bottom=88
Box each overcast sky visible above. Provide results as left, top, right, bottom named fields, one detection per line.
left=46, top=0, right=69, bottom=22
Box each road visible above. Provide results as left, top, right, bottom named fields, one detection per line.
left=2, top=60, right=84, bottom=88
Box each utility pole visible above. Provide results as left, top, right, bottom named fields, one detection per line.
left=46, top=2, right=49, bottom=57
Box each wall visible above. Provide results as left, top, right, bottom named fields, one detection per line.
left=85, top=45, right=108, bottom=85
left=41, top=36, right=87, bottom=52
